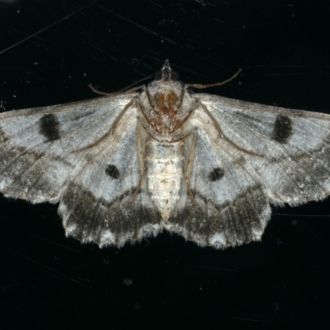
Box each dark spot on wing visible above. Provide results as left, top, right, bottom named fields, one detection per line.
left=39, top=114, right=60, bottom=141
left=105, top=164, right=120, bottom=179
left=209, top=167, right=224, bottom=181
left=271, top=114, right=292, bottom=144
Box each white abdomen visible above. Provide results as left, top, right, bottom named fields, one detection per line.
left=146, top=140, right=183, bottom=220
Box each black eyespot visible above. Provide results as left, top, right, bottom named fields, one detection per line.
left=105, top=164, right=120, bottom=179
left=271, top=114, right=293, bottom=144
left=209, top=167, right=224, bottom=182
left=39, top=114, right=60, bottom=141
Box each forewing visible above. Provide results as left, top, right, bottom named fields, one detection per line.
left=195, top=94, right=330, bottom=205
left=0, top=95, right=135, bottom=202
left=0, top=94, right=161, bottom=247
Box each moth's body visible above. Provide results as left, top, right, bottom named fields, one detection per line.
left=136, top=66, right=194, bottom=222
left=1, top=60, right=330, bottom=249
left=146, top=140, right=183, bottom=221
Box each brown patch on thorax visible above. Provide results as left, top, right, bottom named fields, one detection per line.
left=153, top=91, right=179, bottom=131
left=155, top=91, right=178, bottom=117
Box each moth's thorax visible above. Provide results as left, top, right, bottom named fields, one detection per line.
left=139, top=80, right=195, bottom=141
left=146, top=139, right=184, bottom=221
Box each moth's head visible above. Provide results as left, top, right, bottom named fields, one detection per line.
left=154, top=60, right=179, bottom=82
left=140, top=60, right=193, bottom=134
left=148, top=60, right=181, bottom=99
left=148, top=61, right=184, bottom=116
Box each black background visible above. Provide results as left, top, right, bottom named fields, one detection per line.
left=1, top=1, right=329, bottom=329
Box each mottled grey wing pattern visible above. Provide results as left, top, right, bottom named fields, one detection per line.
left=201, top=95, right=330, bottom=203
left=1, top=62, right=329, bottom=249
left=167, top=107, right=270, bottom=248
left=0, top=95, right=160, bottom=247
left=0, top=95, right=133, bottom=201
left=167, top=95, right=330, bottom=248
left=58, top=124, right=161, bottom=247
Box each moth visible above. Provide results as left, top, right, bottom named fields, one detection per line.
left=1, top=60, right=329, bottom=249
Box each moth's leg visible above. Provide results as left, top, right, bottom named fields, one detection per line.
left=169, top=98, right=198, bottom=133
left=138, top=87, right=165, bottom=135
left=73, top=99, right=137, bottom=153
left=145, top=86, right=156, bottom=110
left=141, top=120, right=193, bottom=143
left=130, top=123, right=146, bottom=203
left=140, top=86, right=187, bottom=134
left=110, top=99, right=139, bottom=136
left=199, top=102, right=262, bottom=157
left=139, top=102, right=162, bottom=134
left=174, top=83, right=185, bottom=109
left=184, top=129, right=201, bottom=211
left=145, top=94, right=199, bottom=136
left=141, top=87, right=193, bottom=135
left=186, top=69, right=242, bottom=89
